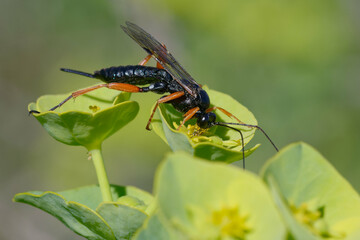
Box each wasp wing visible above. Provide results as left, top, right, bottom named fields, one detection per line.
left=121, top=21, right=198, bottom=96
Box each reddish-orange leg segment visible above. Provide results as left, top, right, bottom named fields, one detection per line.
left=155, top=44, right=167, bottom=69
left=206, top=106, right=244, bottom=124
left=73, top=83, right=140, bottom=97
left=138, top=44, right=167, bottom=69
left=156, top=62, right=164, bottom=69
left=146, top=91, right=185, bottom=130
left=183, top=107, right=196, bottom=117
left=45, top=83, right=141, bottom=112
left=138, top=54, right=152, bottom=66
left=139, top=54, right=164, bottom=69
left=177, top=107, right=200, bottom=130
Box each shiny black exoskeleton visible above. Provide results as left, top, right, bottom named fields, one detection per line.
left=61, top=65, right=214, bottom=128
left=94, top=65, right=172, bottom=87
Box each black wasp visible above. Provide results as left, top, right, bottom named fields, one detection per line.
left=30, top=22, right=278, bottom=168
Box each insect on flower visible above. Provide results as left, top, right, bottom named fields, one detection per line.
left=30, top=22, right=279, bottom=167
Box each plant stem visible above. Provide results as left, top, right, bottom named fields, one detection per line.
left=89, top=148, right=113, bottom=202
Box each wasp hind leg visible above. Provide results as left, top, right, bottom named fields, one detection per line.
left=29, top=83, right=147, bottom=114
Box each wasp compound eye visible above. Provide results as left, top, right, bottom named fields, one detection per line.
left=208, top=112, right=216, bottom=123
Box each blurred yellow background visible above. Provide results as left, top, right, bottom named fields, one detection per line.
left=1, top=0, right=359, bottom=239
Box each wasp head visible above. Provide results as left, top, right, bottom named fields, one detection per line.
left=197, top=112, right=216, bottom=129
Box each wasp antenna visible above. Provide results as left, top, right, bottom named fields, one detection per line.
left=60, top=68, right=95, bottom=79
left=217, top=122, right=279, bottom=152
left=215, top=123, right=246, bottom=169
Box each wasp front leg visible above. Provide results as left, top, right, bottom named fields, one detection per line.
left=206, top=106, right=245, bottom=124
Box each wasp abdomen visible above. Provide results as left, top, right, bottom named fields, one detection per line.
left=94, top=65, right=172, bottom=85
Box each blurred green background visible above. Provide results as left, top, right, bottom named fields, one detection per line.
left=1, top=0, right=359, bottom=239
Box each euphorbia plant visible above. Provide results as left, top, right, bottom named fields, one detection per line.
left=261, top=143, right=360, bottom=239
left=134, top=151, right=287, bottom=239
left=15, top=88, right=155, bottom=239
left=27, top=88, right=139, bottom=202
left=134, top=144, right=360, bottom=239
left=151, top=86, right=260, bottom=163
left=14, top=86, right=360, bottom=240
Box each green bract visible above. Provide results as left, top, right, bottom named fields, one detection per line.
left=28, top=88, right=139, bottom=150
left=151, top=87, right=259, bottom=163
left=14, top=185, right=154, bottom=240
left=134, top=152, right=286, bottom=239
left=261, top=142, right=360, bottom=240
left=22, top=80, right=360, bottom=240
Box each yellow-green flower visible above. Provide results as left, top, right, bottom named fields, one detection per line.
left=151, top=86, right=260, bottom=163
left=28, top=88, right=138, bottom=150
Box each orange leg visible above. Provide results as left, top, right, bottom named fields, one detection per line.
left=183, top=106, right=200, bottom=118
left=72, top=83, right=140, bottom=97
left=138, top=54, right=152, bottom=66
left=138, top=45, right=166, bottom=69
left=138, top=54, right=164, bottom=69
left=146, top=91, right=185, bottom=130
left=156, top=61, right=164, bottom=69
left=177, top=107, right=200, bottom=130
left=183, top=109, right=193, bottom=117
left=106, top=83, right=140, bottom=92
left=206, top=106, right=244, bottom=124
left=155, top=44, right=167, bottom=69
left=42, top=83, right=142, bottom=112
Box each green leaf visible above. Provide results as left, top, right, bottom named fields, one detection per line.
left=14, top=185, right=154, bottom=240
left=261, top=142, right=360, bottom=239
left=141, top=151, right=286, bottom=239
left=97, top=203, right=148, bottom=240
left=28, top=89, right=139, bottom=150
left=14, top=191, right=115, bottom=240
left=133, top=213, right=175, bottom=240
left=117, top=186, right=155, bottom=214
left=113, top=92, right=132, bottom=105
left=58, top=184, right=127, bottom=211
left=151, top=86, right=259, bottom=163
